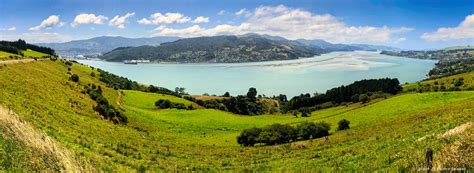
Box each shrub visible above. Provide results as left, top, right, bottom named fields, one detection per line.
left=155, top=99, right=187, bottom=109
left=70, top=74, right=79, bottom=82
left=90, top=72, right=96, bottom=77
left=358, top=94, right=369, bottom=103
left=337, top=119, right=350, bottom=131
left=238, top=121, right=330, bottom=146
left=237, top=128, right=262, bottom=146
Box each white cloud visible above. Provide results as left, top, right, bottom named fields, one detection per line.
left=71, top=13, right=108, bottom=27
left=192, top=16, right=209, bottom=23
left=109, top=12, right=135, bottom=28
left=153, top=5, right=412, bottom=43
left=393, top=37, right=407, bottom=44
left=6, top=27, right=16, bottom=31
left=137, top=12, right=192, bottom=25
left=235, top=8, right=251, bottom=17
left=421, top=14, right=474, bottom=41
left=0, top=32, right=72, bottom=43
left=156, top=24, right=251, bottom=37
left=218, top=10, right=226, bottom=15
left=29, top=15, right=61, bottom=31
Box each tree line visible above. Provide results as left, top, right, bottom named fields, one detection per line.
left=184, top=87, right=271, bottom=115
left=281, top=78, right=402, bottom=112
left=237, top=121, right=330, bottom=146
left=0, top=39, right=56, bottom=56
left=238, top=119, right=350, bottom=146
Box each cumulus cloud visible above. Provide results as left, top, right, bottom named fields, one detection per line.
left=153, top=5, right=412, bottom=43
left=29, top=15, right=61, bottom=31
left=192, top=16, right=209, bottom=23
left=109, top=12, right=135, bottom=28
left=137, top=12, right=192, bottom=25
left=421, top=14, right=474, bottom=41
left=0, top=32, right=72, bottom=43
left=71, top=13, right=108, bottom=27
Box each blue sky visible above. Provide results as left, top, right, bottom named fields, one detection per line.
left=0, top=0, right=473, bottom=49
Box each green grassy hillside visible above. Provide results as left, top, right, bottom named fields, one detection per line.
left=0, top=49, right=52, bottom=61
left=403, top=71, right=474, bottom=92
left=0, top=60, right=472, bottom=171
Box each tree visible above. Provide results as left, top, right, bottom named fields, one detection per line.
left=223, top=92, right=230, bottom=97
left=247, top=87, right=257, bottom=102
left=155, top=99, right=171, bottom=109
left=358, top=94, right=369, bottom=103
left=70, top=74, right=79, bottom=82
left=337, top=119, right=350, bottom=131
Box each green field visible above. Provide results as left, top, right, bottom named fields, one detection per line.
left=0, top=50, right=50, bottom=61
left=22, top=49, right=49, bottom=58
left=0, top=60, right=472, bottom=171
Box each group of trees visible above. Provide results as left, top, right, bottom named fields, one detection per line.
left=282, top=78, right=402, bottom=112
left=183, top=88, right=270, bottom=115
left=155, top=99, right=194, bottom=110
left=0, top=39, right=56, bottom=55
left=237, top=121, right=331, bottom=146
left=84, top=84, right=127, bottom=124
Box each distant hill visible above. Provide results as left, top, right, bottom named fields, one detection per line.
left=39, top=36, right=180, bottom=56
left=296, top=39, right=399, bottom=52
left=100, top=35, right=324, bottom=63
left=442, top=45, right=474, bottom=51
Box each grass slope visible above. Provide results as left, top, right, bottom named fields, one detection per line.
left=403, top=71, right=474, bottom=92
left=0, top=49, right=50, bottom=61
left=0, top=60, right=472, bottom=171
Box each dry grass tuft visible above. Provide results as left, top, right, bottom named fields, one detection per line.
left=0, top=105, right=92, bottom=172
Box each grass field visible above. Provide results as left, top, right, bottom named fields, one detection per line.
left=22, top=49, right=49, bottom=58
left=0, top=50, right=50, bottom=61
left=0, top=60, right=472, bottom=171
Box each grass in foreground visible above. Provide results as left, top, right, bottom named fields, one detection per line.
left=0, top=60, right=472, bottom=171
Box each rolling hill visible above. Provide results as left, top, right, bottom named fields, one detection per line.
left=0, top=58, right=472, bottom=171
left=100, top=35, right=323, bottom=63
left=39, top=36, right=180, bottom=57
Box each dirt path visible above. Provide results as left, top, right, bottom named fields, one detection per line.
left=116, top=91, right=123, bottom=108
left=438, top=122, right=473, bottom=138
left=0, top=59, right=43, bottom=65
left=0, top=105, right=88, bottom=171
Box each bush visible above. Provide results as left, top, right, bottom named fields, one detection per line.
left=358, top=94, right=369, bottom=103
left=238, top=121, right=330, bottom=146
left=70, top=74, right=79, bottom=82
left=90, top=72, right=96, bottom=77
left=337, top=119, right=350, bottom=131
left=155, top=99, right=187, bottom=109
left=237, top=128, right=262, bottom=146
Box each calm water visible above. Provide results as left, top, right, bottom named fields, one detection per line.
left=78, top=51, right=437, bottom=97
